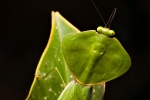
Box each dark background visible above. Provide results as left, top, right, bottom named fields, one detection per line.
left=1, top=0, right=150, bottom=100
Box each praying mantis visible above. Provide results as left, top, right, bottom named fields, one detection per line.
left=59, top=22, right=131, bottom=100
left=58, top=2, right=131, bottom=99
left=26, top=1, right=131, bottom=100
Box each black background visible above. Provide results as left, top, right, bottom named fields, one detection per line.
left=1, top=0, right=150, bottom=100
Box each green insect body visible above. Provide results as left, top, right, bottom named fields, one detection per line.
left=62, top=26, right=131, bottom=85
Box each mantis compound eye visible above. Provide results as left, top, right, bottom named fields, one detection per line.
left=97, top=26, right=115, bottom=37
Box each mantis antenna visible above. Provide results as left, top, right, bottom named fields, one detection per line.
left=106, top=8, right=117, bottom=28
left=90, top=0, right=117, bottom=28
left=90, top=0, right=106, bottom=26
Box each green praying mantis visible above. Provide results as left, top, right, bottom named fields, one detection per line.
left=62, top=26, right=131, bottom=85
left=58, top=2, right=131, bottom=99
left=59, top=23, right=131, bottom=100
left=26, top=1, right=131, bottom=100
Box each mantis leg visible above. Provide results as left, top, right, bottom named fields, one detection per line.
left=35, top=67, right=66, bottom=87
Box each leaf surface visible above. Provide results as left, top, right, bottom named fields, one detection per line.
left=26, top=11, right=105, bottom=100
left=26, top=12, right=79, bottom=100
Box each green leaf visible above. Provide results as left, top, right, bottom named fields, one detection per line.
left=26, top=12, right=79, bottom=100
left=58, top=80, right=91, bottom=100
left=26, top=11, right=105, bottom=100
left=92, top=83, right=105, bottom=100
